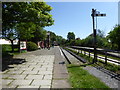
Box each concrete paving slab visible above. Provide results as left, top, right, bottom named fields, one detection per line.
left=25, top=75, right=43, bottom=80
left=2, top=80, right=14, bottom=85
left=8, top=75, right=27, bottom=80
left=46, top=68, right=53, bottom=71
left=33, top=68, right=47, bottom=71
left=6, top=70, right=24, bottom=75
left=10, top=80, right=32, bottom=86
left=20, top=68, right=34, bottom=71
left=41, top=65, right=53, bottom=68
left=17, top=85, right=40, bottom=88
left=2, top=74, right=10, bottom=79
left=31, top=80, right=51, bottom=86
left=43, top=75, right=52, bottom=80
left=38, top=71, right=52, bottom=75
left=2, top=84, right=18, bottom=88
left=29, top=65, right=41, bottom=68
left=7, top=68, right=20, bottom=71
left=26, top=63, right=38, bottom=65
left=18, top=65, right=30, bottom=68
left=22, top=70, right=39, bottom=75
left=40, top=85, right=51, bottom=88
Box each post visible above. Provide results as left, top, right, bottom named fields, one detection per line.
left=92, top=9, right=97, bottom=63
left=89, top=50, right=90, bottom=58
left=105, top=51, right=107, bottom=65
left=84, top=50, right=86, bottom=55
left=47, top=32, right=50, bottom=50
left=91, top=9, right=106, bottom=63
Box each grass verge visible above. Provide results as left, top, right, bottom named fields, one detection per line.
left=64, top=47, right=120, bottom=74
left=67, top=64, right=109, bottom=88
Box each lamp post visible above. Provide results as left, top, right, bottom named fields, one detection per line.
left=47, top=32, right=50, bottom=49
left=91, top=8, right=106, bottom=63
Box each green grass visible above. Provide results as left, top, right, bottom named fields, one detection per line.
left=67, top=64, right=109, bottom=88
left=64, top=47, right=120, bottom=74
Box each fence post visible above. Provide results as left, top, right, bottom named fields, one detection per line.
left=77, top=49, right=79, bottom=54
left=81, top=50, right=82, bottom=54
left=105, top=51, right=107, bottom=65
left=89, top=50, right=90, bottom=58
left=84, top=49, right=86, bottom=55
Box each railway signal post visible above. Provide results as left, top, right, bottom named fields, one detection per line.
left=91, top=8, right=106, bottom=63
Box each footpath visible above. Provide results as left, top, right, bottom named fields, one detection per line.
left=1, top=46, right=71, bottom=89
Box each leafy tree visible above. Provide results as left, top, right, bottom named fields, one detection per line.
left=2, top=2, right=54, bottom=52
left=29, top=26, right=47, bottom=44
left=56, top=35, right=66, bottom=45
left=83, top=36, right=94, bottom=47
left=16, top=22, right=36, bottom=41
left=74, top=39, right=81, bottom=46
left=49, top=31, right=56, bottom=44
left=67, top=32, right=75, bottom=41
left=2, top=2, right=54, bottom=30
left=107, top=25, right=120, bottom=50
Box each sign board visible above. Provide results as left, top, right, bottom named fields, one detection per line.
left=95, top=14, right=106, bottom=16
left=20, top=41, right=27, bottom=50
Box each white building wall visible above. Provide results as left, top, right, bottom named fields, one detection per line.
left=0, top=39, right=18, bottom=45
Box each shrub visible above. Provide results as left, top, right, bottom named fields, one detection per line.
left=2, top=44, right=12, bottom=52
left=27, top=41, right=38, bottom=51
left=2, top=44, right=12, bottom=57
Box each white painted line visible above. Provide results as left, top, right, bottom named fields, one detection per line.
left=59, top=47, right=64, bottom=57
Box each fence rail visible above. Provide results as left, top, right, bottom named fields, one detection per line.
left=70, top=46, right=120, bottom=65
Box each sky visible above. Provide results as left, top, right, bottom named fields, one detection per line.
left=44, top=2, right=118, bottom=39
left=118, top=1, right=120, bottom=25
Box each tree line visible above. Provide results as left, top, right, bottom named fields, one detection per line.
left=65, top=25, right=120, bottom=51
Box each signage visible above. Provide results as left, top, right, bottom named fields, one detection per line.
left=20, top=41, right=27, bottom=50
left=95, top=14, right=106, bottom=16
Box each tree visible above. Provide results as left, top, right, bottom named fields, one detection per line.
left=2, top=2, right=54, bottom=52
left=67, top=32, right=75, bottom=41
left=30, top=27, right=47, bottom=44
left=16, top=22, right=36, bottom=40
left=56, top=35, right=66, bottom=45
left=2, top=28, right=17, bottom=52
left=49, top=31, right=56, bottom=44
left=107, top=25, right=120, bottom=50
left=2, top=2, right=54, bottom=30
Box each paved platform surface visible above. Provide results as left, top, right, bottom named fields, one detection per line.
left=2, top=55, right=54, bottom=88
left=52, top=47, right=71, bottom=88
left=1, top=46, right=71, bottom=89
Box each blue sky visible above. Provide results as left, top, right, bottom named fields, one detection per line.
left=44, top=2, right=118, bottom=39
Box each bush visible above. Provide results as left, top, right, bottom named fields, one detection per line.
left=2, top=44, right=12, bottom=52
left=2, top=44, right=12, bottom=57
left=27, top=41, right=38, bottom=51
